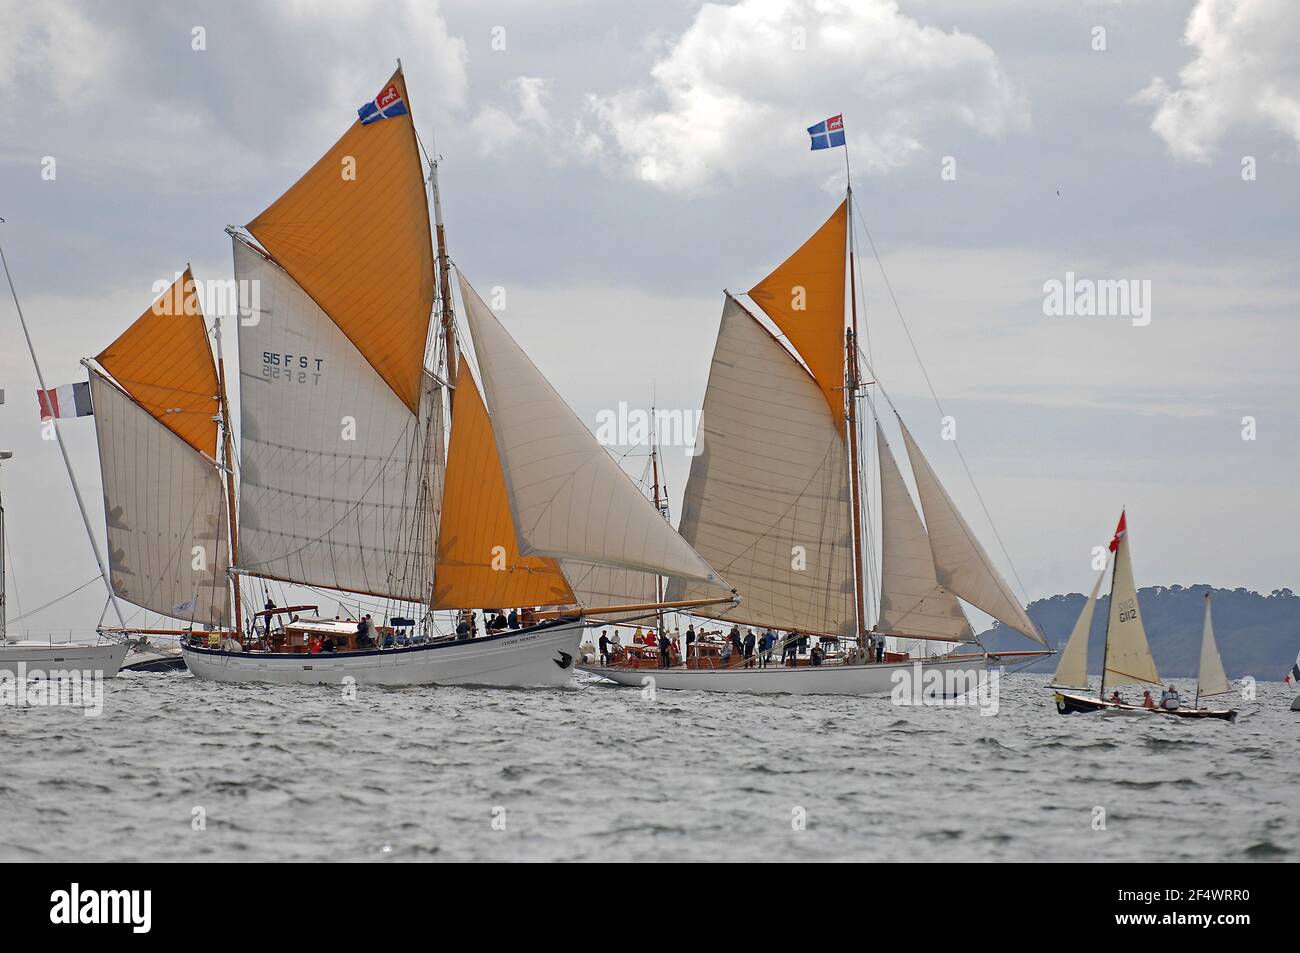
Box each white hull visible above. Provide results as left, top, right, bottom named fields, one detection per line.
left=181, top=621, right=584, bottom=688
left=579, top=654, right=989, bottom=697
left=1291, top=695, right=1300, bottom=712
left=0, top=642, right=130, bottom=678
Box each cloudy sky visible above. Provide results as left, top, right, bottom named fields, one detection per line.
left=1, top=0, right=1296, bottom=637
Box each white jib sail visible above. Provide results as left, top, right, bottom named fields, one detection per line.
left=897, top=417, right=1044, bottom=644
left=233, top=238, right=440, bottom=602
left=667, top=296, right=855, bottom=636
left=1053, top=566, right=1105, bottom=689
left=1102, top=523, right=1161, bottom=691
left=457, top=270, right=727, bottom=592
left=90, top=372, right=230, bottom=626
left=1197, top=593, right=1231, bottom=699
left=877, top=421, right=973, bottom=642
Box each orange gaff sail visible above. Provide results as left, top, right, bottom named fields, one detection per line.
left=246, top=68, right=434, bottom=415
left=96, top=267, right=219, bottom=457
left=747, top=200, right=848, bottom=425
left=432, top=358, right=576, bottom=609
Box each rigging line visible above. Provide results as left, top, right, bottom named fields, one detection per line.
left=3, top=524, right=24, bottom=624
left=5, top=576, right=101, bottom=625
left=848, top=194, right=1035, bottom=611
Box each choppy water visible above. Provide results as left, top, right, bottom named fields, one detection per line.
left=1, top=671, right=1296, bottom=862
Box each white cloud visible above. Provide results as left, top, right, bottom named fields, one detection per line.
left=0, top=0, right=468, bottom=186
left=579, top=0, right=1029, bottom=191
left=469, top=77, right=554, bottom=156
left=1137, top=0, right=1300, bottom=162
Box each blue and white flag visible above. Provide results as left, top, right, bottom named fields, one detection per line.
left=358, top=81, right=408, bottom=125
left=807, top=114, right=845, bottom=150
left=1286, top=649, right=1300, bottom=687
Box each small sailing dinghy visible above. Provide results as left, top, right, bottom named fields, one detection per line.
left=1052, top=512, right=1236, bottom=721
left=580, top=191, right=1051, bottom=696
left=1284, top=650, right=1300, bottom=711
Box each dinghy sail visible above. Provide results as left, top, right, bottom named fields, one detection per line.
left=1050, top=566, right=1105, bottom=690
left=1195, top=592, right=1231, bottom=706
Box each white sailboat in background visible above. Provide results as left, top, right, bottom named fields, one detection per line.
left=1053, top=511, right=1237, bottom=721
left=581, top=190, right=1051, bottom=696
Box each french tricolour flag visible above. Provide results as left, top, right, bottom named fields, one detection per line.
left=37, top=381, right=93, bottom=421
left=808, top=114, right=845, bottom=150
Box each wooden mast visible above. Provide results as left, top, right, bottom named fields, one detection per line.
left=845, top=187, right=868, bottom=653
left=429, top=139, right=457, bottom=403
left=651, top=406, right=665, bottom=636
left=215, top=333, right=242, bottom=638
left=1098, top=510, right=1121, bottom=701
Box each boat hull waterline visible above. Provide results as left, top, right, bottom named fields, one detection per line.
left=1054, top=690, right=1236, bottom=721
left=579, top=654, right=991, bottom=697
left=182, top=621, right=584, bottom=688
left=0, top=642, right=130, bottom=678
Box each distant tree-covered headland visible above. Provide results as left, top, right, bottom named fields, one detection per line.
left=978, top=585, right=1300, bottom=679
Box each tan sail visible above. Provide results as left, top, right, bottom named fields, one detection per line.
left=96, top=268, right=219, bottom=457
left=747, top=201, right=847, bottom=423
left=897, top=417, right=1044, bottom=644
left=1052, top=567, right=1105, bottom=689
left=667, top=295, right=854, bottom=636
left=247, top=68, right=434, bottom=414
left=233, top=237, right=440, bottom=602
left=89, top=371, right=230, bottom=626
left=457, top=271, right=728, bottom=592
left=1197, top=593, right=1231, bottom=698
left=432, top=357, right=575, bottom=609
left=1101, top=513, right=1161, bottom=690
left=876, top=421, right=973, bottom=642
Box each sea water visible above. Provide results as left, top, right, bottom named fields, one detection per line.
left=1, top=672, right=1295, bottom=862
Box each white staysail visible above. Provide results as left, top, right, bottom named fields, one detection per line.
left=1197, top=593, right=1231, bottom=699
left=457, top=271, right=727, bottom=592
left=876, top=421, right=973, bottom=642
left=1052, top=567, right=1105, bottom=689
left=233, top=238, right=440, bottom=602
left=1101, top=517, right=1161, bottom=691
left=89, top=372, right=230, bottom=626
left=666, top=296, right=855, bottom=636
left=897, top=418, right=1043, bottom=644
left=560, top=561, right=658, bottom=615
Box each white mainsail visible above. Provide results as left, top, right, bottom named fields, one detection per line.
left=233, top=238, right=441, bottom=602
left=876, top=421, right=973, bottom=642
left=666, top=296, right=855, bottom=636
left=897, top=418, right=1043, bottom=644
left=1101, top=515, right=1161, bottom=691
left=89, top=372, right=230, bottom=626
left=1197, top=592, right=1231, bottom=699
left=1052, top=567, right=1105, bottom=689
left=457, top=271, right=728, bottom=594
